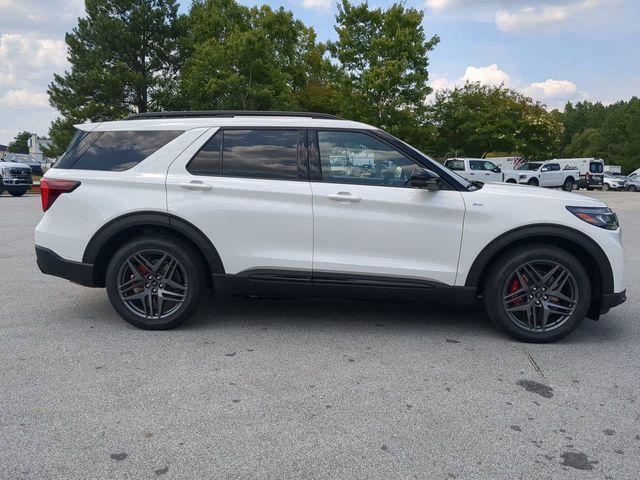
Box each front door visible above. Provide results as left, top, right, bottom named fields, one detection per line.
left=310, top=130, right=466, bottom=286
left=469, top=160, right=502, bottom=183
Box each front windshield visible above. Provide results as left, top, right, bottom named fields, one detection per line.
left=517, top=162, right=542, bottom=171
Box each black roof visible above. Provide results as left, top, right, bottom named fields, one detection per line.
left=125, top=110, right=342, bottom=121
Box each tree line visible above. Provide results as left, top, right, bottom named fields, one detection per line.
left=42, top=0, right=639, bottom=173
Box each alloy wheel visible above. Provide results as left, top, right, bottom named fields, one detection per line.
left=502, top=260, right=578, bottom=333
left=117, top=249, right=188, bottom=319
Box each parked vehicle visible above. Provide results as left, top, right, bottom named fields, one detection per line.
left=3, top=153, right=43, bottom=176
left=443, top=158, right=502, bottom=183
left=625, top=174, right=640, bottom=192
left=0, top=159, right=32, bottom=196
left=502, top=161, right=579, bottom=191
left=35, top=111, right=625, bottom=342
left=602, top=173, right=627, bottom=191
left=552, top=158, right=605, bottom=190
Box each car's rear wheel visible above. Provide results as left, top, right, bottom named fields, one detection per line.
left=484, top=245, right=591, bottom=342
left=106, top=236, right=207, bottom=329
left=527, top=178, right=539, bottom=187
left=506, top=179, right=517, bottom=184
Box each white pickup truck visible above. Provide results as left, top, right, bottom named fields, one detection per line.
left=444, top=158, right=579, bottom=191
left=502, top=161, right=578, bottom=191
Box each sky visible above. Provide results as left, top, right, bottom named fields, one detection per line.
left=0, top=0, right=639, bottom=145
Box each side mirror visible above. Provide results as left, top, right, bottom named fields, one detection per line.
left=541, top=167, right=549, bottom=172
left=409, top=168, right=440, bottom=191
left=493, top=166, right=501, bottom=173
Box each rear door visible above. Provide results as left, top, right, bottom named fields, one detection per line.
left=166, top=127, right=313, bottom=283
left=309, top=129, right=465, bottom=287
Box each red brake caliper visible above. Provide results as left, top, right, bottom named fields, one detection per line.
left=509, top=278, right=524, bottom=305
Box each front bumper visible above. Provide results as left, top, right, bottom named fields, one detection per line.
left=35, top=245, right=96, bottom=287
left=2, top=178, right=32, bottom=188
left=601, top=290, right=626, bottom=313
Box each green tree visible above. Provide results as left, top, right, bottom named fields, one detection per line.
left=560, top=100, right=607, bottom=151
left=428, top=82, right=562, bottom=160
left=160, top=0, right=339, bottom=113
left=8, top=131, right=34, bottom=154
left=47, top=0, right=182, bottom=154
left=329, top=0, right=439, bottom=141
left=560, top=98, right=640, bottom=173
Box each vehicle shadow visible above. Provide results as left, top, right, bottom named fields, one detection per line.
left=183, top=295, right=499, bottom=339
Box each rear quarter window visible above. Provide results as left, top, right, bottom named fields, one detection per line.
left=56, top=130, right=183, bottom=171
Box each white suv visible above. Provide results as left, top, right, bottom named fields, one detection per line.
left=35, top=111, right=626, bottom=342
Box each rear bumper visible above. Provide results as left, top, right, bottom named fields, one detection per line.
left=35, top=245, right=96, bottom=287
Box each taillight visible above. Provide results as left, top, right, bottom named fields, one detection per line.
left=40, top=178, right=80, bottom=212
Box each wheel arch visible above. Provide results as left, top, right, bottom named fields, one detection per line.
left=465, top=224, right=614, bottom=317
left=83, top=211, right=225, bottom=287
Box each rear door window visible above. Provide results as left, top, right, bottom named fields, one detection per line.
left=590, top=162, right=604, bottom=173
left=56, top=130, right=182, bottom=171
left=221, top=129, right=300, bottom=181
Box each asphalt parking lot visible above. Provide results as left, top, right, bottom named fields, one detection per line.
left=1, top=192, right=639, bottom=479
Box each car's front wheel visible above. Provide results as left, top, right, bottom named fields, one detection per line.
left=8, top=189, right=27, bottom=197
left=527, top=178, right=539, bottom=187
left=603, top=183, right=610, bottom=191
left=629, top=185, right=638, bottom=192
left=106, top=236, right=207, bottom=329
left=484, top=245, right=591, bottom=342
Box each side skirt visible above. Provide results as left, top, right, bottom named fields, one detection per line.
left=212, top=270, right=478, bottom=305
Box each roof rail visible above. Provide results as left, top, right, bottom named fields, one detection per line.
left=125, top=110, right=342, bottom=120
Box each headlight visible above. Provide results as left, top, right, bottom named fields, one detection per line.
left=566, top=206, right=619, bottom=230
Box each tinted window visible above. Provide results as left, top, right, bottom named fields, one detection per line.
left=222, top=129, right=299, bottom=180
left=445, top=159, right=465, bottom=171
left=318, top=131, right=420, bottom=187
left=188, top=131, right=221, bottom=175
left=590, top=162, right=604, bottom=173
left=55, top=130, right=96, bottom=169
left=546, top=163, right=560, bottom=171
left=57, top=130, right=182, bottom=171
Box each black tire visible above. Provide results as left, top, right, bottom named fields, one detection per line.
left=562, top=177, right=575, bottom=191
left=527, top=178, right=539, bottom=187
left=629, top=185, right=638, bottom=192
left=483, top=245, right=591, bottom=343
left=0, top=179, right=4, bottom=196
left=602, top=183, right=610, bottom=191
left=8, top=189, right=27, bottom=197
left=106, top=235, right=208, bottom=330
left=506, top=179, right=517, bottom=184
left=586, top=186, right=594, bottom=191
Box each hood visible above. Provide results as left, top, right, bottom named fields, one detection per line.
left=0, top=161, right=32, bottom=170
left=479, top=181, right=604, bottom=206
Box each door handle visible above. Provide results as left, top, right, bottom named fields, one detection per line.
left=327, top=192, right=361, bottom=203
left=180, top=181, right=212, bottom=191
